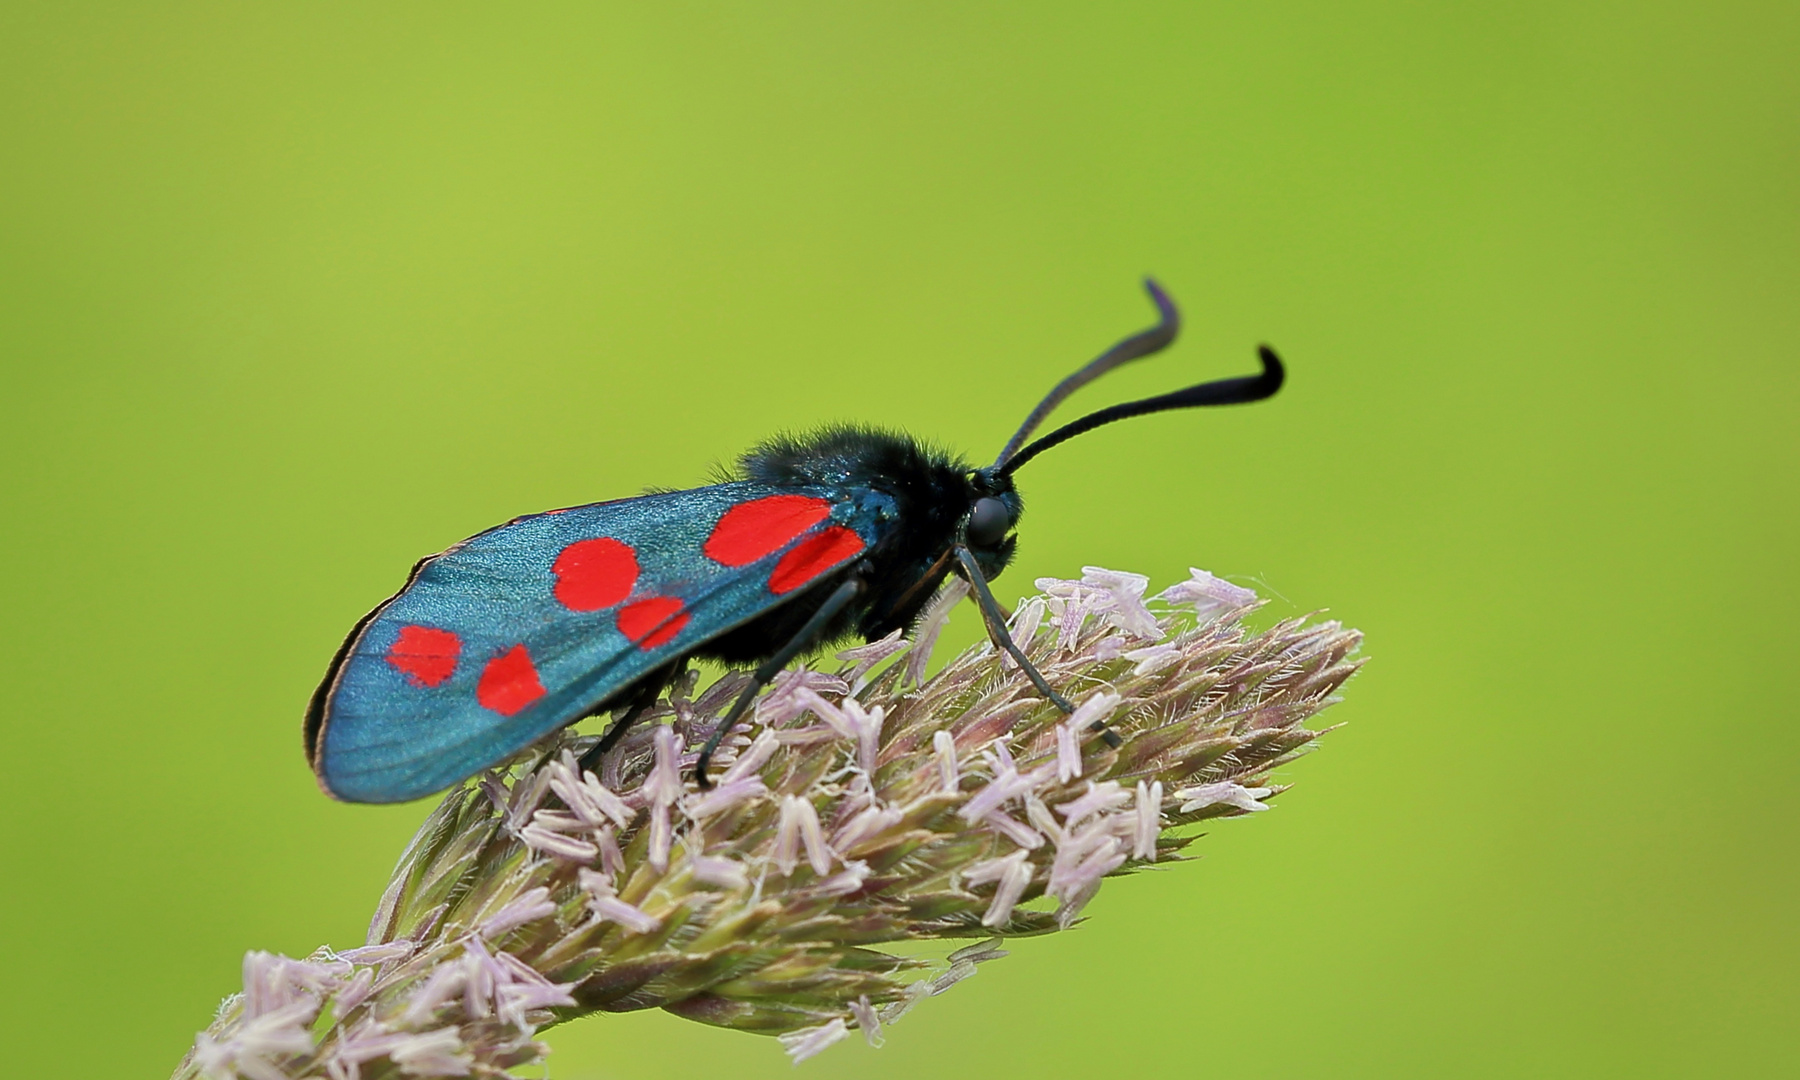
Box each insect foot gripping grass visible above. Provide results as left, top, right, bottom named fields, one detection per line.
left=176, top=567, right=1362, bottom=1078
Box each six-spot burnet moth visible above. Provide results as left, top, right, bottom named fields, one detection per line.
left=304, top=280, right=1284, bottom=802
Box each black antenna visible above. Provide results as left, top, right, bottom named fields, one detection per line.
left=1001, top=345, right=1284, bottom=476
left=993, top=278, right=1182, bottom=468
left=995, top=280, right=1284, bottom=476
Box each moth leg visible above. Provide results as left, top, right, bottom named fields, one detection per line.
left=953, top=546, right=1124, bottom=749
left=694, top=574, right=868, bottom=789
left=578, top=660, right=687, bottom=775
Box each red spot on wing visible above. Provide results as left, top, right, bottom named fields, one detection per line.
left=618, top=596, right=690, bottom=650
left=386, top=625, right=461, bottom=687
left=477, top=644, right=546, bottom=716
left=704, top=495, right=833, bottom=566
left=552, top=537, right=639, bottom=611
left=768, top=526, right=866, bottom=595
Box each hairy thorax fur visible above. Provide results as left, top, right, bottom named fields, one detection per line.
left=695, top=426, right=1019, bottom=665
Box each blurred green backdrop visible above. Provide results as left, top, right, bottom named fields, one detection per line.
left=2, top=2, right=1794, bottom=1076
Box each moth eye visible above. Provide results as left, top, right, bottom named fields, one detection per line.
left=966, top=497, right=1011, bottom=547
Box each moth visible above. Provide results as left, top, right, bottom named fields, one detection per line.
left=305, top=281, right=1283, bottom=802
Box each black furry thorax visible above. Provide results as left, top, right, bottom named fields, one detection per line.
left=735, top=425, right=970, bottom=494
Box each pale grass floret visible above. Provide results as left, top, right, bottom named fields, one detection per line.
left=1046, top=809, right=1131, bottom=926
left=1001, top=596, right=1047, bottom=668
left=1054, top=721, right=1082, bottom=782
left=690, top=852, right=750, bottom=889
left=1043, top=590, right=1091, bottom=651
left=646, top=802, right=673, bottom=873
left=398, top=963, right=466, bottom=1028
left=175, top=567, right=1360, bottom=1077
left=1157, top=566, right=1258, bottom=619
left=1133, top=781, right=1163, bottom=861
left=1175, top=781, right=1274, bottom=814
left=810, top=860, right=873, bottom=897
left=1023, top=793, right=1063, bottom=843
left=966, top=850, right=1034, bottom=927
left=1058, top=780, right=1131, bottom=829
left=683, top=775, right=769, bottom=819
left=477, top=887, right=555, bottom=941
left=334, top=942, right=414, bottom=966
left=519, top=818, right=600, bottom=862
left=959, top=742, right=1053, bottom=823
left=721, top=729, right=781, bottom=783
left=193, top=999, right=317, bottom=1080
left=842, top=698, right=884, bottom=775
left=850, top=995, right=883, bottom=1047
left=643, top=726, right=683, bottom=807
left=1093, top=634, right=1129, bottom=661
left=1065, top=690, right=1122, bottom=742
left=460, top=939, right=499, bottom=1021
left=933, top=730, right=959, bottom=790
left=243, top=952, right=346, bottom=1012
left=904, top=577, right=969, bottom=684
left=331, top=968, right=376, bottom=1022
left=754, top=668, right=847, bottom=726
left=924, top=939, right=1007, bottom=996
left=1036, top=566, right=1165, bottom=646
left=1075, top=566, right=1164, bottom=640
left=779, top=793, right=834, bottom=876
left=837, top=630, right=907, bottom=690
left=777, top=1019, right=850, bottom=1064
left=594, top=825, right=625, bottom=878
left=1123, top=642, right=1183, bottom=676
left=790, top=685, right=851, bottom=737
left=499, top=769, right=552, bottom=838
left=386, top=1028, right=472, bottom=1077
left=545, top=755, right=633, bottom=829
left=577, top=869, right=660, bottom=934
left=981, top=808, right=1045, bottom=850
left=833, top=804, right=903, bottom=853
left=326, top=1027, right=431, bottom=1080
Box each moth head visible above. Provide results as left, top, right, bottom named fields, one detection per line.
left=961, top=468, right=1021, bottom=580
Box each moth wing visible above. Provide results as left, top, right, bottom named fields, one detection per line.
left=308, top=481, right=889, bottom=803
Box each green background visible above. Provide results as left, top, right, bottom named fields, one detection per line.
left=2, top=3, right=1794, bottom=1076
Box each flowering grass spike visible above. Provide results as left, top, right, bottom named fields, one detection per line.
left=177, top=567, right=1361, bottom=1079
